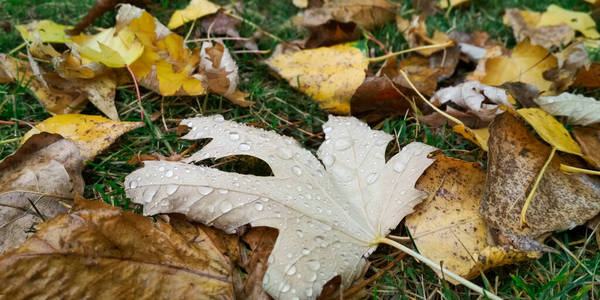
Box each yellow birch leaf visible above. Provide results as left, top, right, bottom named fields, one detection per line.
left=516, top=108, right=582, bottom=155
left=72, top=28, right=144, bottom=68
left=168, top=0, right=221, bottom=29
left=480, top=39, right=557, bottom=94
left=266, top=43, right=368, bottom=114
left=537, top=5, right=600, bottom=39
left=16, top=20, right=72, bottom=43
left=453, top=125, right=490, bottom=152
left=22, top=114, right=144, bottom=161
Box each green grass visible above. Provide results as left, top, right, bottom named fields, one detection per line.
left=1, top=0, right=599, bottom=298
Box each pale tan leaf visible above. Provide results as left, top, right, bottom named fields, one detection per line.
left=535, top=92, right=600, bottom=126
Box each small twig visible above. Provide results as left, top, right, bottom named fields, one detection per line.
left=223, top=10, right=282, bottom=42
left=125, top=64, right=144, bottom=120
left=187, top=37, right=251, bottom=43
left=368, top=42, right=454, bottom=62
left=335, top=253, right=406, bottom=299
left=233, top=49, right=271, bottom=54
left=0, top=120, right=38, bottom=126
left=520, top=147, right=556, bottom=227
left=8, top=41, right=27, bottom=55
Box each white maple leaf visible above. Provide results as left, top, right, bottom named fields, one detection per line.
left=125, top=115, right=436, bottom=299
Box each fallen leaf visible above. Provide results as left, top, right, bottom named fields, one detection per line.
left=503, top=8, right=574, bottom=49
left=71, top=27, right=144, bottom=68
left=302, top=0, right=397, bottom=29
left=266, top=43, right=369, bottom=113
left=397, top=15, right=453, bottom=56
left=499, top=82, right=540, bottom=108
left=427, top=81, right=513, bottom=127
left=125, top=115, right=436, bottom=299
left=350, top=75, right=416, bottom=122
left=537, top=5, right=600, bottom=39
left=0, top=54, right=87, bottom=115
left=406, top=155, right=541, bottom=282
left=573, top=127, right=600, bottom=169
left=449, top=31, right=504, bottom=62
left=543, top=41, right=591, bottom=92
left=0, top=197, right=235, bottom=298
left=52, top=51, right=106, bottom=80
left=481, top=113, right=600, bottom=244
left=22, top=114, right=144, bottom=161
left=516, top=108, right=583, bottom=155
left=573, top=63, right=600, bottom=87
left=412, top=0, right=439, bottom=16
left=305, top=21, right=360, bottom=49
left=439, top=0, right=470, bottom=9
left=534, top=92, right=600, bottom=126
left=477, top=39, right=557, bottom=94
left=0, top=133, right=83, bottom=254
left=15, top=20, right=73, bottom=43
left=168, top=0, right=221, bottom=29
left=238, top=227, right=279, bottom=299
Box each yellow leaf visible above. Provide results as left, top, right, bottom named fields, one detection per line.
left=537, top=5, right=600, bottom=39
left=22, top=114, right=144, bottom=161
left=406, top=155, right=541, bottom=282
left=480, top=39, right=557, bottom=94
left=439, top=0, right=470, bottom=9
left=516, top=108, right=582, bottom=155
left=72, top=28, right=144, bottom=68
left=452, top=125, right=489, bottom=152
left=168, top=0, right=221, bottom=29
left=266, top=43, right=368, bottom=114
left=16, top=20, right=72, bottom=43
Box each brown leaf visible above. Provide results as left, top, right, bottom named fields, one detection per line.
left=481, top=113, right=600, bottom=247
left=573, top=127, right=600, bottom=170
left=499, top=82, right=541, bottom=108
left=0, top=197, right=235, bottom=299
left=406, top=155, right=541, bottom=282
left=350, top=76, right=416, bottom=122
left=0, top=133, right=83, bottom=254
left=504, top=8, right=574, bottom=49
left=573, top=63, right=600, bottom=87
left=302, top=0, right=397, bottom=29
left=412, top=0, right=439, bottom=16
left=397, top=15, right=453, bottom=56
left=305, top=20, right=360, bottom=49
left=237, top=227, right=278, bottom=300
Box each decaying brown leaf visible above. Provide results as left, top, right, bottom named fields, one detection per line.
left=305, top=21, right=360, bottom=49
left=504, top=8, right=574, bottom=49
left=573, top=127, right=600, bottom=169
left=573, top=63, right=600, bottom=87
left=302, top=0, right=397, bottom=30
left=406, top=155, right=541, bottom=282
left=0, top=133, right=83, bottom=254
left=499, top=82, right=541, bottom=108
left=397, top=15, right=453, bottom=56
left=481, top=113, right=600, bottom=249
left=237, top=227, right=278, bottom=300
left=0, top=197, right=235, bottom=298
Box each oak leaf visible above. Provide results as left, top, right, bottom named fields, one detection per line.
left=0, top=133, right=83, bottom=254
left=535, top=92, right=600, bottom=126
left=125, top=115, right=436, bottom=299
left=0, top=197, right=235, bottom=299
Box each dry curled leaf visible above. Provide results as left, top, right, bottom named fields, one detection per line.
left=535, top=92, right=600, bottom=126
left=238, top=227, right=279, bottom=299
left=397, top=15, right=452, bottom=56
left=15, top=20, right=73, bottom=43
left=573, top=127, right=600, bottom=169
left=0, top=133, right=83, bottom=254
left=503, top=8, right=574, bottom=49
left=406, top=155, right=541, bottom=282
left=305, top=21, right=360, bottom=49
left=0, top=197, right=235, bottom=299
left=481, top=113, right=600, bottom=247
left=125, top=115, right=436, bottom=299
left=266, top=43, right=368, bottom=114
left=301, top=0, right=397, bottom=30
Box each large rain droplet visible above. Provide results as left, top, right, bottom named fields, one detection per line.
left=229, top=132, right=240, bottom=141
left=129, top=180, right=138, bottom=189
left=165, top=185, right=178, bottom=195
left=393, top=161, right=406, bottom=173
left=239, top=143, right=251, bottom=151
left=254, top=203, right=264, bottom=211
left=197, top=186, right=213, bottom=195
left=334, top=138, right=352, bottom=150
left=366, top=172, right=379, bottom=185
left=308, top=260, right=321, bottom=271
left=322, top=155, right=335, bottom=167
left=286, top=265, right=297, bottom=275
left=291, top=165, right=302, bottom=176
left=213, top=115, right=225, bottom=122
left=281, top=284, right=290, bottom=293
left=220, top=201, right=233, bottom=213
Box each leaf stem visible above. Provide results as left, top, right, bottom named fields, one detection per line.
left=125, top=64, right=143, bottom=120
left=223, top=11, right=282, bottom=42
left=8, top=42, right=27, bottom=55
left=0, top=137, right=23, bottom=145
left=376, top=236, right=502, bottom=300
left=520, top=147, right=556, bottom=227
left=560, top=164, right=600, bottom=176
left=368, top=41, right=454, bottom=62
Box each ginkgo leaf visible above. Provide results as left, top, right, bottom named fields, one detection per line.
left=167, top=0, right=221, bottom=29
left=125, top=115, right=436, bottom=299
left=15, top=20, right=73, bottom=43
left=22, top=114, right=144, bottom=161
left=266, top=43, right=369, bottom=113
left=71, top=27, right=144, bottom=68
left=516, top=108, right=583, bottom=155
left=537, top=5, right=600, bottom=39
left=406, top=155, right=541, bottom=282
left=478, top=39, right=557, bottom=94
left=535, top=92, right=600, bottom=126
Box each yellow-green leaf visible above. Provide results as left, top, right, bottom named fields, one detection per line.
left=16, top=20, right=72, bottom=43
left=266, top=43, right=368, bottom=114
left=22, top=114, right=144, bottom=161
left=516, top=108, right=582, bottom=155
left=168, top=0, right=221, bottom=29
left=72, top=28, right=144, bottom=68
left=537, top=5, right=600, bottom=39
